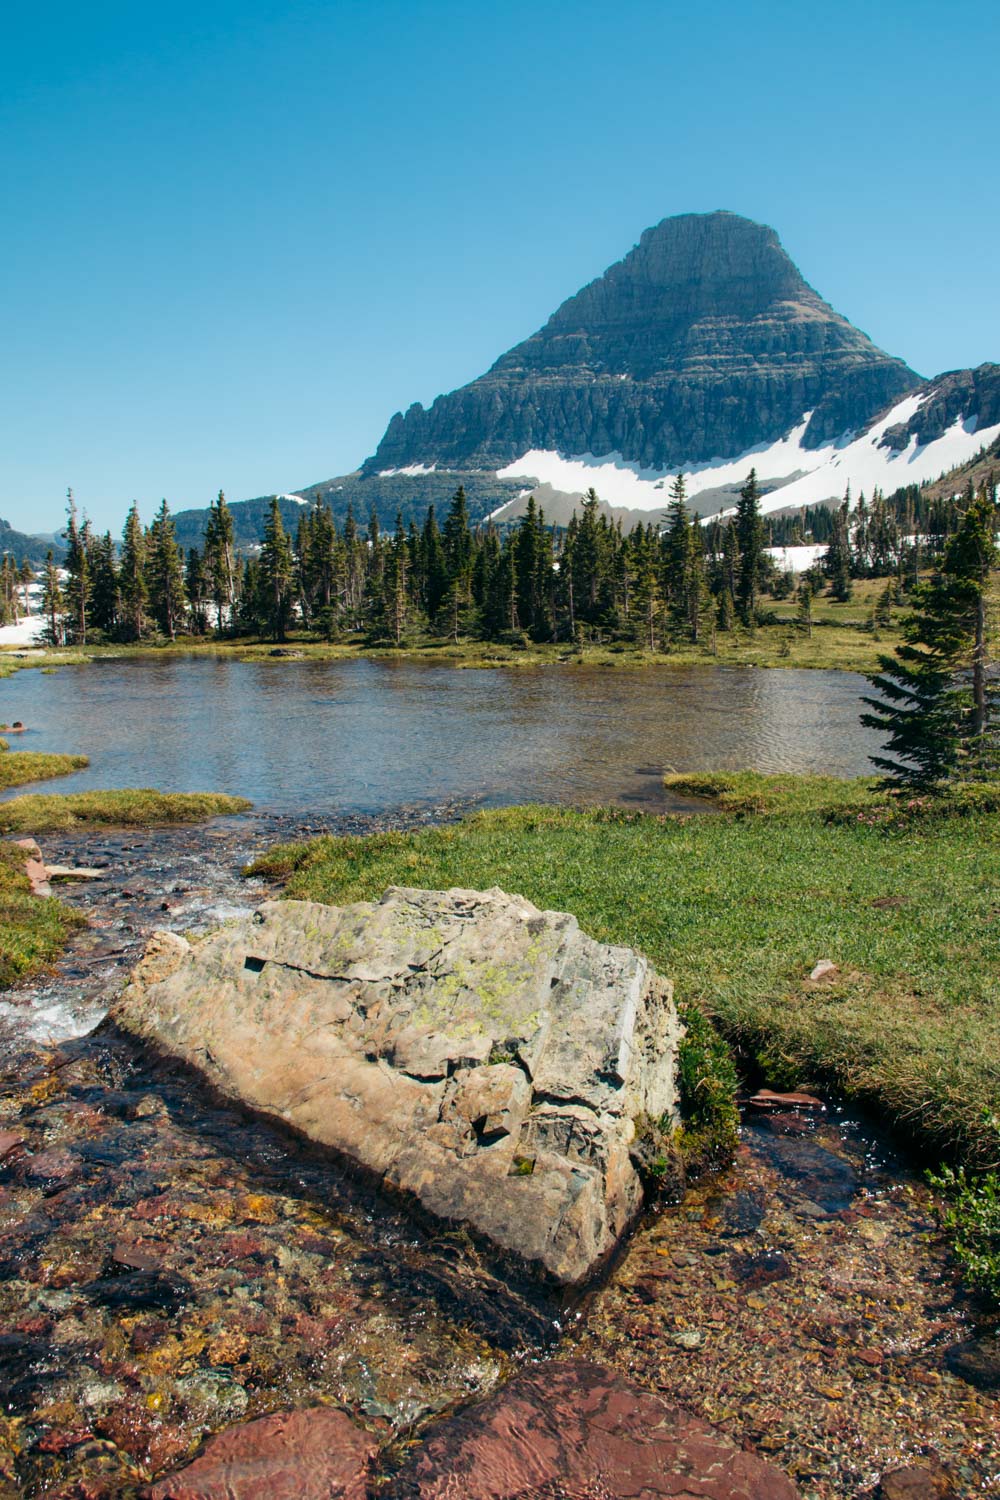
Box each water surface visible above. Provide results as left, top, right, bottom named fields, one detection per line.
left=2, top=657, right=882, bottom=810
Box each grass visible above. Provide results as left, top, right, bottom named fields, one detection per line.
left=0, top=743, right=89, bottom=790
left=250, top=789, right=1000, bottom=1172
left=0, top=789, right=252, bottom=834
left=0, top=843, right=87, bottom=989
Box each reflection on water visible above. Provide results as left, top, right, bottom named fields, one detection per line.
left=1, top=657, right=882, bottom=811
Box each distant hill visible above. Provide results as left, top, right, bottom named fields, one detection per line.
left=171, top=472, right=529, bottom=553
left=0, top=518, right=67, bottom=567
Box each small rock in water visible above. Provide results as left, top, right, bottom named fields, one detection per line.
left=0, top=1130, right=26, bottom=1161
left=944, top=1332, right=1000, bottom=1390
left=878, top=1457, right=958, bottom=1497
left=748, top=1089, right=825, bottom=1112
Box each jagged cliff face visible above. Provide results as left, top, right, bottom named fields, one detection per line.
left=364, top=212, right=921, bottom=475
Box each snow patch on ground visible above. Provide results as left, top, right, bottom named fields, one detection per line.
left=0, top=616, right=45, bottom=646
left=766, top=544, right=829, bottom=572
left=275, top=493, right=308, bottom=505
left=495, top=394, right=1000, bottom=519
left=378, top=464, right=438, bottom=477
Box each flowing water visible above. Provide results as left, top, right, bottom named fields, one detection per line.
left=1, top=658, right=997, bottom=1496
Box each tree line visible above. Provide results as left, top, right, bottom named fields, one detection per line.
left=32, top=474, right=784, bottom=648
left=15, top=468, right=996, bottom=655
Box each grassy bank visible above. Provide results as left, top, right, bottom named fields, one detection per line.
left=0, top=789, right=252, bottom=835
left=251, top=787, right=1000, bottom=1172
left=0, top=743, right=89, bottom=790
left=0, top=843, right=87, bottom=988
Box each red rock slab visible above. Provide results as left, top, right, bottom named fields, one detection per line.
left=0, top=1130, right=25, bottom=1161
left=144, top=1407, right=377, bottom=1500
left=747, top=1089, right=824, bottom=1112
left=388, top=1359, right=799, bottom=1499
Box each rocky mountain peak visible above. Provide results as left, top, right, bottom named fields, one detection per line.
left=363, top=210, right=920, bottom=478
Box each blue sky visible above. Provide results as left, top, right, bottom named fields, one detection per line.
left=3, top=0, right=998, bottom=534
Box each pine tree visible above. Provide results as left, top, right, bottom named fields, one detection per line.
left=63, top=489, right=90, bottom=644
left=259, top=497, right=295, bottom=641
left=41, top=551, right=64, bottom=645
left=735, top=469, right=765, bottom=627
left=795, top=581, right=813, bottom=638
left=204, top=490, right=236, bottom=634
left=119, top=501, right=148, bottom=642
left=861, top=489, right=999, bottom=786
left=824, top=494, right=853, bottom=601
left=88, top=531, right=119, bottom=636
left=185, top=548, right=209, bottom=634
left=148, top=499, right=187, bottom=639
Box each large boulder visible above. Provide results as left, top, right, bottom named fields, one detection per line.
left=111, top=887, right=681, bottom=1285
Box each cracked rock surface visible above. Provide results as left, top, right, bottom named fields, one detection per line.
left=111, top=887, right=680, bottom=1286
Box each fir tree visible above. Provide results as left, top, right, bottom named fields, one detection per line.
left=734, top=469, right=765, bottom=627
left=259, top=497, right=295, bottom=641
left=63, top=489, right=90, bottom=644
left=41, top=551, right=64, bottom=645
left=119, top=501, right=148, bottom=642
left=204, top=490, right=236, bottom=634
left=861, top=489, right=999, bottom=786
left=148, top=499, right=187, bottom=639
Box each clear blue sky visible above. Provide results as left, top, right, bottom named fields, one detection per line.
left=3, top=0, right=998, bottom=535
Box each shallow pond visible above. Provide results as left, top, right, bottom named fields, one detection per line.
left=2, top=657, right=883, bottom=811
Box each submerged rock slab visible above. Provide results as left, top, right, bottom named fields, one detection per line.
left=386, top=1359, right=801, bottom=1498
left=112, top=887, right=680, bottom=1285
left=144, top=1406, right=377, bottom=1499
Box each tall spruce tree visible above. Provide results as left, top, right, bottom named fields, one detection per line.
left=861, top=489, right=999, bottom=786
left=259, top=497, right=295, bottom=641
left=204, top=490, right=236, bottom=634
left=63, top=489, right=90, bottom=645
left=734, top=469, right=765, bottom=627
left=148, top=499, right=187, bottom=639
left=41, top=551, right=64, bottom=644
left=119, top=502, right=148, bottom=641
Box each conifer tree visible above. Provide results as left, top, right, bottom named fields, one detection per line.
left=861, top=489, right=999, bottom=786
left=735, top=469, right=765, bottom=627
left=185, top=548, right=209, bottom=634
left=119, top=501, right=148, bottom=642
left=148, top=499, right=187, bottom=639
left=63, top=489, right=90, bottom=644
left=824, top=493, right=853, bottom=601
left=204, top=490, right=236, bottom=634
left=88, top=531, right=119, bottom=636
left=795, top=581, right=813, bottom=638
left=259, top=497, right=295, bottom=641
left=41, top=551, right=64, bottom=645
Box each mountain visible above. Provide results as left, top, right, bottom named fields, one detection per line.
left=172, top=213, right=999, bottom=545
left=365, top=211, right=921, bottom=477
left=0, top=518, right=67, bottom=567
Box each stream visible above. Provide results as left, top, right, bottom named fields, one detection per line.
left=1, top=816, right=998, bottom=1497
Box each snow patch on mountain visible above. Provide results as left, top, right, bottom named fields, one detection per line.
left=495, top=393, right=1000, bottom=520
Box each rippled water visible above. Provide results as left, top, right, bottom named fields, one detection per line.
left=2, top=657, right=883, bottom=811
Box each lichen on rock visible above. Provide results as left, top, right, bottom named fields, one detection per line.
left=112, top=885, right=682, bottom=1285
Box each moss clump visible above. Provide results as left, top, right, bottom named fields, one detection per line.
left=929, top=1165, right=1000, bottom=1301
left=0, top=843, right=87, bottom=987
left=674, top=1001, right=740, bottom=1176
left=0, top=789, right=252, bottom=834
